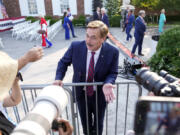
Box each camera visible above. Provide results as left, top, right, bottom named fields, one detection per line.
left=133, top=68, right=180, bottom=135
left=134, top=96, right=180, bottom=135
left=135, top=68, right=180, bottom=97
left=11, top=85, right=68, bottom=135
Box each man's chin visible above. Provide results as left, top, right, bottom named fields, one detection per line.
left=87, top=45, right=94, bottom=51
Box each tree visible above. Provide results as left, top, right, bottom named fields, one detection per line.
left=131, top=0, right=160, bottom=10
left=131, top=0, right=180, bottom=14
left=104, top=0, right=121, bottom=17
left=92, top=0, right=103, bottom=12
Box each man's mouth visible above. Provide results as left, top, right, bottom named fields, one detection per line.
left=87, top=44, right=93, bottom=47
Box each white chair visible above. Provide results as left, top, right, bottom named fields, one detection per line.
left=0, top=38, right=4, bottom=48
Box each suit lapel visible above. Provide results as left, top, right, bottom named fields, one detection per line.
left=81, top=42, right=87, bottom=75
left=94, top=43, right=105, bottom=75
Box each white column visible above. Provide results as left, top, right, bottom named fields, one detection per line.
left=19, top=0, right=29, bottom=16
left=69, top=0, right=77, bottom=15
left=0, top=10, right=3, bottom=19
left=84, top=0, right=92, bottom=15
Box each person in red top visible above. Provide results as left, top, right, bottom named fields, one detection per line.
left=39, top=15, right=52, bottom=48
left=39, top=15, right=47, bottom=48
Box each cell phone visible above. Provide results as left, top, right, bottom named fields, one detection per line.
left=134, top=96, right=180, bottom=135
left=51, top=119, right=67, bottom=132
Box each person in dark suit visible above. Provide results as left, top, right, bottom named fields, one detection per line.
left=54, top=21, right=119, bottom=135
left=63, top=11, right=70, bottom=40
left=93, top=7, right=101, bottom=21
left=67, top=8, right=77, bottom=38
left=122, top=6, right=129, bottom=32
left=101, top=8, right=110, bottom=27
left=125, top=10, right=135, bottom=42
left=131, top=10, right=146, bottom=56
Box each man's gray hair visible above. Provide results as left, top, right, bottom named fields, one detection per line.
left=138, top=10, right=145, bottom=16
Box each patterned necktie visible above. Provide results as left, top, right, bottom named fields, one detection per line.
left=87, top=52, right=95, bottom=96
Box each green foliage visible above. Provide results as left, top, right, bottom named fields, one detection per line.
left=45, top=16, right=53, bottom=20
left=50, top=18, right=60, bottom=26
left=131, top=0, right=160, bottom=10
left=72, top=15, right=86, bottom=26
left=131, top=0, right=180, bottom=13
left=158, top=0, right=180, bottom=13
left=166, top=16, right=180, bottom=23
left=26, top=16, right=38, bottom=23
left=148, top=26, right=180, bottom=77
left=109, top=15, right=122, bottom=27
left=105, top=0, right=121, bottom=17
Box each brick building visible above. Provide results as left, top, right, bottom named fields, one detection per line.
left=0, top=0, right=94, bottom=19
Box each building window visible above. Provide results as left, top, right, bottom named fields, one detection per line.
left=60, top=0, right=69, bottom=14
left=28, top=0, right=38, bottom=14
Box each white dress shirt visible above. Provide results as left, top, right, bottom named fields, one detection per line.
left=84, top=45, right=102, bottom=91
left=86, top=46, right=102, bottom=80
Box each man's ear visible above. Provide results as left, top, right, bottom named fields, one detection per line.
left=102, top=36, right=107, bottom=42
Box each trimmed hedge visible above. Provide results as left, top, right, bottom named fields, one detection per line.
left=26, top=16, right=38, bottom=23
left=148, top=26, right=180, bottom=78
left=25, top=16, right=60, bottom=26
left=72, top=15, right=86, bottom=26
left=109, top=15, right=122, bottom=27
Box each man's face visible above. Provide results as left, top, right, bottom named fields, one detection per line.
left=86, top=28, right=105, bottom=51
left=97, top=7, right=100, bottom=12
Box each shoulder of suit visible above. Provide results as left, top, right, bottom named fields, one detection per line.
left=71, top=40, right=86, bottom=48
left=103, top=42, right=119, bottom=52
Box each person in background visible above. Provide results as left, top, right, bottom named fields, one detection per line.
left=67, top=8, right=77, bottom=38
left=131, top=10, right=146, bottom=57
left=159, top=9, right=166, bottom=33
left=39, top=14, right=52, bottom=48
left=122, top=6, right=129, bottom=32
left=125, top=10, right=135, bottom=43
left=93, top=7, right=101, bottom=21
left=63, top=11, right=71, bottom=40
left=0, top=47, right=43, bottom=135
left=101, top=8, right=110, bottom=27
left=54, top=21, right=119, bottom=135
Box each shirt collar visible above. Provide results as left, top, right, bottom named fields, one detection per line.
left=87, top=45, right=102, bottom=54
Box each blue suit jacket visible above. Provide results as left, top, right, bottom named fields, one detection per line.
left=126, top=14, right=135, bottom=29
left=93, top=12, right=101, bottom=20
left=102, top=14, right=110, bottom=27
left=134, top=16, right=146, bottom=37
left=55, top=41, right=119, bottom=101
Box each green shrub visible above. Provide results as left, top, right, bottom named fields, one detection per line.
left=148, top=26, right=180, bottom=77
left=109, top=15, right=122, bottom=27
left=45, top=16, right=53, bottom=20
left=50, top=18, right=60, bottom=26
left=166, top=15, right=180, bottom=23
left=26, top=16, right=38, bottom=23
left=72, top=15, right=86, bottom=26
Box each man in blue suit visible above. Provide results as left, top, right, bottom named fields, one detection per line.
left=67, top=8, right=77, bottom=38
left=131, top=10, right=146, bottom=56
left=101, top=8, right=110, bottom=27
left=93, top=7, right=101, bottom=21
left=54, top=21, right=119, bottom=135
left=125, top=10, right=135, bottom=42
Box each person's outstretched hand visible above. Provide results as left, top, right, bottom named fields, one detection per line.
left=57, top=119, right=73, bottom=135
left=102, top=83, right=115, bottom=103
